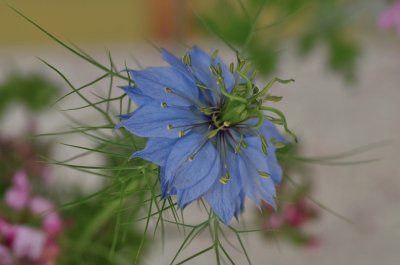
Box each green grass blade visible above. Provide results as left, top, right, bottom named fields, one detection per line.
left=176, top=245, right=214, bottom=265
left=240, top=0, right=267, bottom=55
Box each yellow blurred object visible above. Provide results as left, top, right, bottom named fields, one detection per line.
left=0, top=0, right=149, bottom=45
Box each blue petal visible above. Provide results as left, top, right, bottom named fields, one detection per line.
left=258, top=177, right=277, bottom=209
left=120, top=85, right=153, bottom=106
left=245, top=136, right=283, bottom=184
left=238, top=137, right=278, bottom=208
left=161, top=48, right=189, bottom=74
left=259, top=120, right=288, bottom=144
left=265, top=143, right=283, bottom=185
left=234, top=191, right=245, bottom=219
left=204, top=151, right=242, bottom=224
left=118, top=112, right=134, bottom=120
left=132, top=138, right=178, bottom=166
left=164, top=133, right=221, bottom=207
left=214, top=56, right=235, bottom=92
left=129, top=67, right=200, bottom=107
left=160, top=166, right=168, bottom=197
left=236, top=153, right=260, bottom=208
left=188, top=47, right=235, bottom=104
left=188, top=47, right=215, bottom=89
left=241, top=157, right=276, bottom=209
left=188, top=47, right=234, bottom=91
left=160, top=167, right=177, bottom=198
left=116, top=101, right=207, bottom=138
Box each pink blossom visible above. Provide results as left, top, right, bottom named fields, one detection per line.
left=12, top=170, right=29, bottom=191
left=12, top=226, right=46, bottom=261
left=4, top=170, right=30, bottom=210
left=297, top=199, right=317, bottom=218
left=29, top=197, right=54, bottom=215
left=378, top=1, right=400, bottom=33
left=284, top=204, right=306, bottom=227
left=0, top=218, right=15, bottom=242
left=43, top=213, right=63, bottom=237
left=5, top=188, right=29, bottom=210
left=1, top=171, right=63, bottom=264
left=0, top=218, right=8, bottom=233
left=268, top=214, right=284, bottom=229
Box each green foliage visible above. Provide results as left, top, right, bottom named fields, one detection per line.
left=37, top=64, right=151, bottom=263
left=0, top=73, right=59, bottom=116
left=248, top=42, right=278, bottom=75
left=58, top=195, right=146, bottom=264
left=197, top=0, right=360, bottom=81
left=327, top=36, right=359, bottom=81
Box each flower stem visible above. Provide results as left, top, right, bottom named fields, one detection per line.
left=213, top=214, right=221, bottom=265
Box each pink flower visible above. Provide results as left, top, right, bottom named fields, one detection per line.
left=0, top=218, right=15, bottom=243
left=29, top=197, right=54, bottom=215
left=0, top=218, right=9, bottom=233
left=268, top=214, right=284, bottom=229
left=12, top=226, right=46, bottom=261
left=43, top=213, right=63, bottom=237
left=5, top=189, right=29, bottom=210
left=0, top=245, right=14, bottom=265
left=284, top=204, right=306, bottom=227
left=12, top=170, right=29, bottom=191
left=378, top=1, right=400, bottom=33
left=4, top=171, right=30, bottom=210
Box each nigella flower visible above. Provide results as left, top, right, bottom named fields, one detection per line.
left=117, top=47, right=294, bottom=224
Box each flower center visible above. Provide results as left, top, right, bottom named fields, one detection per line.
left=199, top=55, right=296, bottom=143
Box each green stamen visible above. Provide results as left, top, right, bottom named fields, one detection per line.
left=259, top=134, right=268, bottom=155
left=182, top=54, right=191, bottom=66
left=258, top=171, right=270, bottom=179
left=229, top=63, right=234, bottom=73
left=211, top=50, right=218, bottom=61
left=219, top=171, right=231, bottom=184
left=235, top=134, right=244, bottom=154
left=271, top=138, right=286, bottom=148
left=197, top=82, right=209, bottom=90
left=265, top=95, right=283, bottom=102
left=207, top=121, right=230, bottom=139
left=199, top=107, right=215, bottom=115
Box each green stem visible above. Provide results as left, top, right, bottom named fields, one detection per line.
left=236, top=71, right=253, bottom=98
left=220, top=80, right=247, bottom=103
left=253, top=77, right=294, bottom=100
left=249, top=110, right=265, bottom=129
left=261, top=106, right=297, bottom=142
left=213, top=215, right=221, bottom=265
left=76, top=178, right=137, bottom=252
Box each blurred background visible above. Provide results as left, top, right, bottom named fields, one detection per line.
left=0, top=0, right=399, bottom=264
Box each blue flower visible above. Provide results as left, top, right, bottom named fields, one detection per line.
left=117, top=47, right=291, bottom=224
